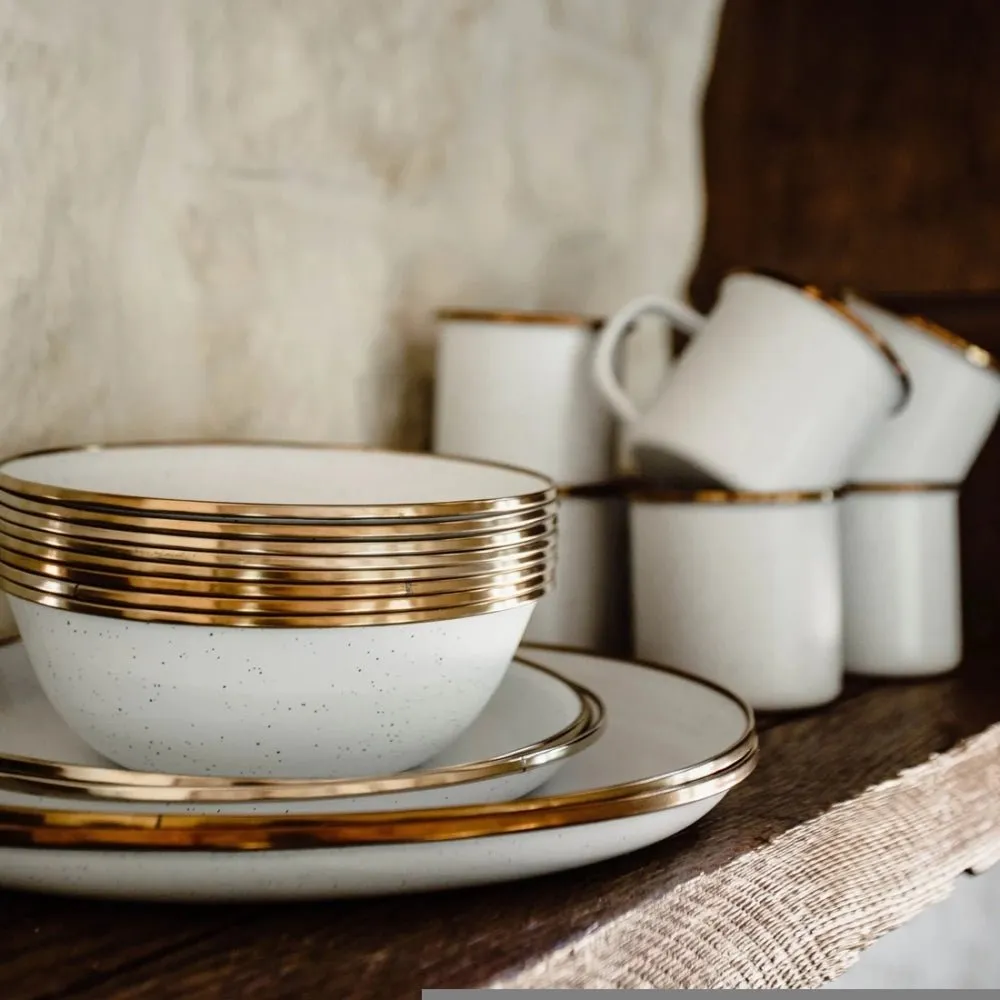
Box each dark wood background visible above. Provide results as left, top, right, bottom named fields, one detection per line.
left=689, top=0, right=1000, bottom=657
left=691, top=0, right=1000, bottom=303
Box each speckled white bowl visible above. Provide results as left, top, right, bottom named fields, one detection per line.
left=8, top=596, right=537, bottom=778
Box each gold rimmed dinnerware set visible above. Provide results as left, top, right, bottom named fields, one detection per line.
left=0, top=442, right=757, bottom=901
left=1, top=268, right=993, bottom=903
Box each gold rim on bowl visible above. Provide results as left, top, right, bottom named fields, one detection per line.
left=0, top=531, right=556, bottom=582
left=0, top=520, right=557, bottom=572
left=0, top=491, right=556, bottom=541
left=0, top=441, right=557, bottom=520
left=0, top=507, right=557, bottom=558
left=0, top=563, right=554, bottom=617
left=1, top=578, right=552, bottom=628
left=0, top=546, right=553, bottom=600
left=0, top=659, right=605, bottom=803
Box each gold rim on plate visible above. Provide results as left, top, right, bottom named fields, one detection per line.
left=0, top=750, right=757, bottom=850
left=0, top=507, right=557, bottom=558
left=0, top=441, right=557, bottom=520
left=0, top=520, right=557, bottom=572
left=0, top=647, right=756, bottom=849
left=1, top=577, right=551, bottom=627
left=0, top=491, right=556, bottom=541
left=0, top=531, right=556, bottom=582
left=0, top=563, right=554, bottom=616
left=0, top=659, right=606, bottom=803
left=0, top=547, right=553, bottom=601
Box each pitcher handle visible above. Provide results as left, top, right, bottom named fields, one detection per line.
left=591, top=295, right=706, bottom=423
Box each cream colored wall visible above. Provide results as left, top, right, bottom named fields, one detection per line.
left=0, top=0, right=723, bottom=635
left=0, top=0, right=722, bottom=452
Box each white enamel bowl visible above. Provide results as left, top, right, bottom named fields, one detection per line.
left=7, top=595, right=539, bottom=780
left=0, top=646, right=598, bottom=814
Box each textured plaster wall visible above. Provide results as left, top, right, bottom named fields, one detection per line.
left=0, top=0, right=722, bottom=460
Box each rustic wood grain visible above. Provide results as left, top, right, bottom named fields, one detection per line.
left=690, top=0, right=1000, bottom=310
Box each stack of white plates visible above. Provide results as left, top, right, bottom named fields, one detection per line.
left=0, top=640, right=756, bottom=900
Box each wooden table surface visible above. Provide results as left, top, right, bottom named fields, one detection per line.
left=3, top=644, right=1000, bottom=998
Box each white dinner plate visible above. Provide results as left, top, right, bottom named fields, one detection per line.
left=0, top=641, right=598, bottom=812
left=0, top=645, right=756, bottom=901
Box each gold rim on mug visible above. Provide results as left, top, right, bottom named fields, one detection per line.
left=0, top=546, right=553, bottom=600
left=0, top=492, right=556, bottom=542
left=0, top=520, right=557, bottom=573
left=436, top=307, right=604, bottom=330
left=0, top=646, right=755, bottom=849
left=730, top=268, right=912, bottom=409
left=842, top=291, right=1000, bottom=375
left=0, top=507, right=557, bottom=558
left=0, top=661, right=607, bottom=803
left=0, top=564, right=554, bottom=616
left=1, top=577, right=552, bottom=628
left=0, top=441, right=557, bottom=520
left=0, top=531, right=556, bottom=583
left=628, top=487, right=836, bottom=505
left=841, top=482, right=962, bottom=495
left=0, top=749, right=757, bottom=851
left=904, top=316, right=1000, bottom=374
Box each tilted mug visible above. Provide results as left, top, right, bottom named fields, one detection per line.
left=845, top=294, right=1000, bottom=484
left=592, top=271, right=911, bottom=491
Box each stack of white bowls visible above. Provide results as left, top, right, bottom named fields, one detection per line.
left=0, top=442, right=557, bottom=778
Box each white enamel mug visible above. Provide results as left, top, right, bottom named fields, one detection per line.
left=841, top=484, right=962, bottom=677
left=630, top=487, right=842, bottom=711
left=592, top=272, right=910, bottom=491
left=523, top=487, right=630, bottom=655
left=845, top=295, right=1000, bottom=483
left=434, top=309, right=615, bottom=484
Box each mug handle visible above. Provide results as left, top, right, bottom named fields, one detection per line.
left=592, top=295, right=706, bottom=423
